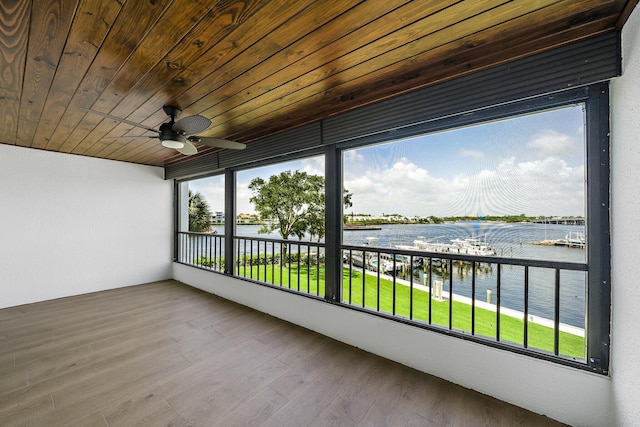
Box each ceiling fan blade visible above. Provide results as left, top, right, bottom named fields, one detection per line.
left=173, top=114, right=211, bottom=135
left=79, top=107, right=159, bottom=134
left=191, top=136, right=246, bottom=150
left=175, top=140, right=198, bottom=156
left=102, top=135, right=157, bottom=139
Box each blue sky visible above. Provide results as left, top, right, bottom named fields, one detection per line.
left=190, top=104, right=586, bottom=217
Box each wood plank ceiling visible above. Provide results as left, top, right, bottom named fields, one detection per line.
left=1, top=0, right=637, bottom=168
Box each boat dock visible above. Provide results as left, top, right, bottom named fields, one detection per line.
left=344, top=224, right=382, bottom=230
left=531, top=217, right=585, bottom=225
left=530, top=231, right=585, bottom=248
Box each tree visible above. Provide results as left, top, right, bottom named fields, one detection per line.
left=249, top=171, right=323, bottom=240
left=248, top=170, right=352, bottom=261
left=189, top=190, right=213, bottom=232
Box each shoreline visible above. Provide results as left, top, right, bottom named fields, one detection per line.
left=343, top=224, right=382, bottom=230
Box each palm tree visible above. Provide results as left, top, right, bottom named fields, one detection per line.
left=189, top=190, right=213, bottom=232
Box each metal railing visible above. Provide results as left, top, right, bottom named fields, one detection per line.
left=233, top=235, right=325, bottom=298
left=341, top=244, right=588, bottom=362
left=176, top=233, right=589, bottom=366
left=177, top=231, right=225, bottom=272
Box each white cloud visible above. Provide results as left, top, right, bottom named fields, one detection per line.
left=235, top=182, right=255, bottom=214
left=465, top=156, right=583, bottom=216
left=344, top=155, right=584, bottom=217
left=345, top=158, right=463, bottom=216
left=459, top=149, right=486, bottom=161
left=347, top=175, right=376, bottom=193
left=527, top=130, right=577, bottom=158
left=300, top=156, right=325, bottom=175
left=189, top=176, right=225, bottom=212
left=345, top=150, right=365, bottom=163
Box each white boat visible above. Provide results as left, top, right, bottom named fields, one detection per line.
left=555, top=231, right=585, bottom=248
left=451, top=238, right=497, bottom=256
left=396, top=236, right=456, bottom=253
left=368, top=257, right=399, bottom=275
left=363, top=236, right=379, bottom=246
left=396, top=236, right=497, bottom=257
left=344, top=249, right=402, bottom=274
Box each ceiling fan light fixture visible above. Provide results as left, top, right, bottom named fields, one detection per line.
left=161, top=139, right=185, bottom=149
left=160, top=131, right=187, bottom=149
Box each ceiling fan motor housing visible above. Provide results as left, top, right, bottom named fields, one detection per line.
left=159, top=121, right=186, bottom=148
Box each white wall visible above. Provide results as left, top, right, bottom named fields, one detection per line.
left=174, top=263, right=611, bottom=426
left=611, top=5, right=640, bottom=426
left=0, top=145, right=173, bottom=308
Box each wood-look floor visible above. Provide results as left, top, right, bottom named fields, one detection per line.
left=0, top=280, right=567, bottom=426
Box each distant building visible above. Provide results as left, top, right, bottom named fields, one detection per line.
left=211, top=211, right=224, bottom=223
left=237, top=213, right=259, bottom=223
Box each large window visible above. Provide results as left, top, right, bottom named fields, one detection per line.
left=341, top=105, right=587, bottom=360
left=174, top=84, right=610, bottom=374
left=232, top=157, right=327, bottom=293
left=176, top=175, right=225, bottom=271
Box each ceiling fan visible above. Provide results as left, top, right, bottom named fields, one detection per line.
left=79, top=106, right=246, bottom=155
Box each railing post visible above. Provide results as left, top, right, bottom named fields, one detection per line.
left=224, top=169, right=236, bottom=275
left=324, top=143, right=342, bottom=302
left=173, top=180, right=179, bottom=261
left=174, top=181, right=189, bottom=262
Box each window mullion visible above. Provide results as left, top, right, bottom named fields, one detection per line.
left=585, top=82, right=611, bottom=374
left=324, top=144, right=343, bottom=302
left=224, top=169, right=236, bottom=275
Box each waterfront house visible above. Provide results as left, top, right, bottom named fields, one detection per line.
left=1, top=1, right=640, bottom=425
left=211, top=211, right=225, bottom=224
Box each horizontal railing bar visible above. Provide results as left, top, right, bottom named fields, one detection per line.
left=178, top=234, right=584, bottom=272
left=232, top=235, right=325, bottom=247
left=177, top=231, right=220, bottom=236
left=341, top=244, right=588, bottom=271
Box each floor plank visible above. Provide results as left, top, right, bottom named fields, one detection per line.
left=0, top=280, right=568, bottom=426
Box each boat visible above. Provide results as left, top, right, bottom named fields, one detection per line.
left=344, top=249, right=402, bottom=275
left=556, top=231, right=586, bottom=248
left=530, top=231, right=586, bottom=248
left=450, top=238, right=497, bottom=256
left=368, top=257, right=400, bottom=275
left=344, top=250, right=367, bottom=268
left=396, top=236, right=497, bottom=257
left=363, top=236, right=379, bottom=246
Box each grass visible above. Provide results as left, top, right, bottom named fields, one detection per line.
left=234, top=261, right=585, bottom=359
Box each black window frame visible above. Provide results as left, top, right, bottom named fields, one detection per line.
left=324, top=84, right=610, bottom=374
left=172, top=32, right=617, bottom=374
left=175, top=83, right=611, bottom=374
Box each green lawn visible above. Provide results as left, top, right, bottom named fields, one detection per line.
left=233, top=261, right=585, bottom=359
